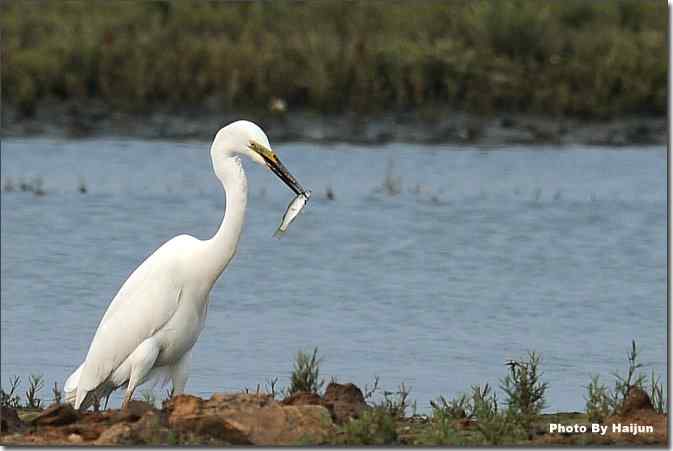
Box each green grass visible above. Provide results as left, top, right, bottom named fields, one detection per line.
left=288, top=347, right=324, bottom=396
left=585, top=375, right=610, bottom=423
left=335, top=407, right=400, bottom=445
left=1, top=1, right=666, bottom=119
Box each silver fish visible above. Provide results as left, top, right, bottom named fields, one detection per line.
left=274, top=191, right=311, bottom=238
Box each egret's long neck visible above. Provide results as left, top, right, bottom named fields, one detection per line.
left=203, top=156, right=248, bottom=287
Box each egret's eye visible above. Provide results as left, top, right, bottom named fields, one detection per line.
left=249, top=140, right=304, bottom=195
left=248, top=141, right=277, bottom=163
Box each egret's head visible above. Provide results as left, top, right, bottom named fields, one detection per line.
left=212, top=120, right=306, bottom=195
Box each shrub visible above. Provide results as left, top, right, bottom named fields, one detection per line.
left=415, top=407, right=465, bottom=445
left=470, top=383, right=523, bottom=445
left=585, top=375, right=610, bottom=423
left=288, top=347, right=324, bottom=395
left=25, top=374, right=44, bottom=409
left=0, top=376, right=21, bottom=408
left=648, top=370, right=666, bottom=415
left=0, top=1, right=666, bottom=118
left=501, top=352, right=548, bottom=439
left=336, top=407, right=399, bottom=445
left=52, top=382, right=62, bottom=405
left=377, top=383, right=411, bottom=419
left=608, top=339, right=647, bottom=414
left=140, top=389, right=158, bottom=407
left=430, top=393, right=470, bottom=420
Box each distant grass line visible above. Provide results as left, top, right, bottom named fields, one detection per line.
left=1, top=1, right=666, bottom=119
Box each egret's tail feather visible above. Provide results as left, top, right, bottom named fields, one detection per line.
left=66, top=363, right=115, bottom=410
left=64, top=363, right=84, bottom=406
left=64, top=389, right=77, bottom=406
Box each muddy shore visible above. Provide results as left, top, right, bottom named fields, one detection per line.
left=1, top=103, right=665, bottom=146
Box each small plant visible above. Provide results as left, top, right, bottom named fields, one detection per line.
left=608, top=340, right=647, bottom=414
left=430, top=393, right=470, bottom=419
left=325, top=184, right=335, bottom=200
left=585, top=375, right=610, bottom=423
left=589, top=340, right=667, bottom=417
left=363, top=376, right=380, bottom=401
left=378, top=383, right=411, bottom=419
left=648, top=370, right=666, bottom=414
left=288, top=347, right=324, bottom=395
left=140, top=389, right=157, bottom=407
left=52, top=382, right=62, bottom=405
left=25, top=374, right=45, bottom=408
left=78, top=177, right=88, bottom=194
left=470, top=384, right=522, bottom=445
left=265, top=376, right=281, bottom=399
left=382, top=158, right=401, bottom=196
left=336, top=407, right=399, bottom=445
left=501, top=352, right=548, bottom=438
left=417, top=396, right=473, bottom=445
left=0, top=376, right=22, bottom=408
left=416, top=407, right=465, bottom=445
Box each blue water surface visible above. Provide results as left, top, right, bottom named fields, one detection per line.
left=1, top=138, right=666, bottom=412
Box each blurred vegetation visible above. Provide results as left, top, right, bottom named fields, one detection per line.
left=1, top=1, right=667, bottom=119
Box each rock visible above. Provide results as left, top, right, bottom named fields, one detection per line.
left=165, top=395, right=251, bottom=445
left=32, top=403, right=79, bottom=427
left=281, top=391, right=323, bottom=406
left=0, top=406, right=24, bottom=433
left=129, top=410, right=176, bottom=445
left=4, top=393, right=335, bottom=445
left=93, top=410, right=172, bottom=445
left=165, top=394, right=204, bottom=418
left=620, top=386, right=652, bottom=415
left=322, top=382, right=368, bottom=424
left=67, top=433, right=83, bottom=443
left=165, top=393, right=333, bottom=445
left=113, top=400, right=156, bottom=423
left=94, top=423, right=134, bottom=445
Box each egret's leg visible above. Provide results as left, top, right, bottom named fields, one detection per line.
left=169, top=350, right=191, bottom=396
left=121, top=337, right=160, bottom=408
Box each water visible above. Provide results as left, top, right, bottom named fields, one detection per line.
left=1, top=137, right=666, bottom=413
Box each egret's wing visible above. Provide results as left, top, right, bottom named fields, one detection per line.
left=77, top=236, right=193, bottom=395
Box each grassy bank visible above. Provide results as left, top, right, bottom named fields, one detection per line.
left=1, top=1, right=666, bottom=120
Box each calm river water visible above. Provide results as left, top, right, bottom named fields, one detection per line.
left=1, top=137, right=666, bottom=412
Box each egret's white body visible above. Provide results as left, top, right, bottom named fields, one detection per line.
left=65, top=120, right=306, bottom=409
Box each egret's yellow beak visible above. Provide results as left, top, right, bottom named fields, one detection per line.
left=249, top=141, right=306, bottom=195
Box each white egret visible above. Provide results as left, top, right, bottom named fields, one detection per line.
left=64, top=120, right=307, bottom=410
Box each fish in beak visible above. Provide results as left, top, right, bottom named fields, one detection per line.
left=248, top=141, right=311, bottom=236
left=274, top=190, right=311, bottom=238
